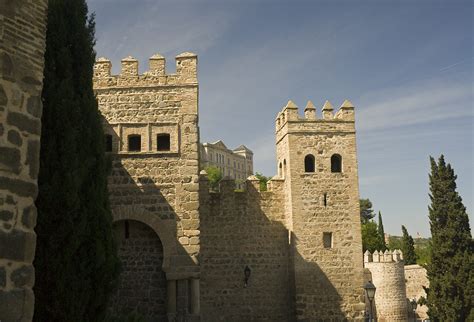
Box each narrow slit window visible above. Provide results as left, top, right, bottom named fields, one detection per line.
left=105, top=134, right=112, bottom=152
left=331, top=154, right=342, bottom=173
left=304, top=154, right=315, bottom=172
left=128, top=134, right=141, bottom=152
left=323, top=232, right=332, bottom=248
left=157, top=133, right=170, bottom=151
left=323, top=193, right=327, bottom=207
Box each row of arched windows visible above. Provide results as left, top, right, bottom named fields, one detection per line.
left=105, top=133, right=171, bottom=152
left=304, top=154, right=342, bottom=173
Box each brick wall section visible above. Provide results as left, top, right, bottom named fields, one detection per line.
left=199, top=175, right=291, bottom=321
left=275, top=100, right=366, bottom=320
left=109, top=220, right=167, bottom=320
left=0, top=1, right=47, bottom=320
left=405, top=264, right=428, bottom=320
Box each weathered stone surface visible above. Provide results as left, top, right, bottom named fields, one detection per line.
left=7, top=112, right=41, bottom=135
left=0, top=0, right=47, bottom=319
left=0, top=146, right=21, bottom=174
left=0, top=209, right=14, bottom=221
left=22, top=205, right=37, bottom=229
left=7, top=129, right=23, bottom=146
left=11, top=265, right=35, bottom=288
left=26, top=95, right=42, bottom=117
left=26, top=139, right=40, bottom=179
left=0, top=176, right=38, bottom=197
left=109, top=221, right=167, bottom=320
left=0, top=84, right=7, bottom=105
left=405, top=264, right=429, bottom=320
left=0, top=289, right=34, bottom=321
left=0, top=229, right=36, bottom=261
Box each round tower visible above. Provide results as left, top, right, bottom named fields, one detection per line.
left=364, top=249, right=408, bottom=321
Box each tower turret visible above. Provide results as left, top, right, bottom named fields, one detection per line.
left=275, top=99, right=365, bottom=320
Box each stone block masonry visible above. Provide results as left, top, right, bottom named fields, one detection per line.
left=0, top=1, right=48, bottom=321
left=405, top=264, right=429, bottom=321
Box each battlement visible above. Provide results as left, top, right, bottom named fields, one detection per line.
left=199, top=171, right=284, bottom=195
left=93, top=52, right=197, bottom=88
left=275, top=99, right=355, bottom=133
left=364, top=249, right=404, bottom=263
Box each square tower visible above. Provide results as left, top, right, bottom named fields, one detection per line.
left=275, top=100, right=365, bottom=320
left=93, top=53, right=201, bottom=319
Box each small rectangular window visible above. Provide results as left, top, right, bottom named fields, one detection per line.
left=128, top=135, right=141, bottom=152
left=323, top=232, right=332, bottom=248
left=157, top=133, right=170, bottom=151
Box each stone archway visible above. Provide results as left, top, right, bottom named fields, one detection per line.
left=110, top=220, right=168, bottom=320
left=111, top=205, right=178, bottom=272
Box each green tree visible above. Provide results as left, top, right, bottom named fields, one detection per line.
left=360, top=198, right=375, bottom=223
left=401, top=225, right=417, bottom=265
left=377, top=211, right=387, bottom=251
left=388, top=236, right=403, bottom=250
left=415, top=241, right=432, bottom=266
left=362, top=221, right=382, bottom=253
left=425, top=155, right=473, bottom=321
left=205, top=166, right=222, bottom=191
left=255, top=172, right=270, bottom=191
left=34, top=1, right=119, bottom=320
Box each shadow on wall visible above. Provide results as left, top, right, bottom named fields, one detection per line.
left=199, top=178, right=347, bottom=322
left=103, top=128, right=199, bottom=321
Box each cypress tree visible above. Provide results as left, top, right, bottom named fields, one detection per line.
left=377, top=211, right=387, bottom=251
left=401, top=225, right=417, bottom=265
left=34, top=1, right=119, bottom=321
left=426, top=155, right=473, bottom=321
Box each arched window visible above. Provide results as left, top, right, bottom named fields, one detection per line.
left=157, top=133, right=170, bottom=151
left=331, top=154, right=342, bottom=173
left=105, top=134, right=112, bottom=152
left=304, top=154, right=315, bottom=172
left=283, top=159, right=287, bottom=177
left=128, top=134, right=141, bottom=152
left=278, top=162, right=282, bottom=176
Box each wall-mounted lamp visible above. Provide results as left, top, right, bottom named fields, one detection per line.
left=244, top=266, right=251, bottom=287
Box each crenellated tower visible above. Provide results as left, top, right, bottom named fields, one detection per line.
left=275, top=99, right=365, bottom=320
left=93, top=53, right=200, bottom=321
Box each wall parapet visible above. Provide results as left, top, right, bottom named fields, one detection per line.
left=275, top=99, right=355, bottom=133
left=364, top=249, right=404, bottom=263
left=93, top=52, right=198, bottom=88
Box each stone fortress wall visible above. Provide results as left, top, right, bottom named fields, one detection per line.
left=0, top=1, right=48, bottom=321
left=199, top=174, right=291, bottom=321
left=364, top=250, right=408, bottom=321
left=405, top=264, right=429, bottom=320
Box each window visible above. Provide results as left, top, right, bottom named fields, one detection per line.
left=323, top=232, right=332, bottom=248
left=210, top=153, right=213, bottom=161
left=279, top=162, right=282, bottom=176
left=304, top=154, right=315, bottom=172
left=128, top=134, right=141, bottom=152
left=105, top=134, right=112, bottom=152
left=323, top=193, right=327, bottom=207
left=331, top=154, right=342, bottom=173
left=157, top=133, right=170, bottom=151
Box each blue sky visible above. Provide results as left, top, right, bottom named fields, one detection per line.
left=87, top=0, right=473, bottom=237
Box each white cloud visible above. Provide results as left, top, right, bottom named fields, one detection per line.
left=357, top=80, right=473, bottom=132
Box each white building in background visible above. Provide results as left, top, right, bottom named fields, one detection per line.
left=200, top=141, right=254, bottom=186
